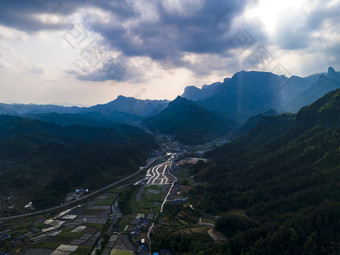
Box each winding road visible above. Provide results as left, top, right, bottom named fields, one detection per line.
left=0, top=157, right=160, bottom=221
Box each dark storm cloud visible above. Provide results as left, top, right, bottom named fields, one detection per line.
left=275, top=1, right=340, bottom=50
left=0, top=0, right=260, bottom=56
left=91, top=0, right=260, bottom=61
left=0, top=0, right=80, bottom=31
left=73, top=58, right=127, bottom=82
left=1, top=0, right=268, bottom=81
left=81, top=0, right=266, bottom=80
left=83, top=0, right=266, bottom=82
left=307, top=2, right=340, bottom=30
left=0, top=0, right=135, bottom=32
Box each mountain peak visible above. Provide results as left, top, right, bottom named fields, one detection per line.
left=172, top=95, right=189, bottom=103
left=328, top=66, right=336, bottom=75
left=328, top=66, right=337, bottom=79
left=170, top=96, right=191, bottom=107
left=116, top=95, right=129, bottom=100
left=143, top=96, right=238, bottom=144
left=182, top=82, right=221, bottom=101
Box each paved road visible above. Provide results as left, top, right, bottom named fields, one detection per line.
left=147, top=222, right=155, bottom=255
left=160, top=162, right=177, bottom=213
left=146, top=161, right=173, bottom=185
left=0, top=157, right=160, bottom=221
left=148, top=161, right=177, bottom=254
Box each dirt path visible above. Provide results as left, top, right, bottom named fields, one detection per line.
left=136, top=185, right=144, bottom=202
left=207, top=229, right=227, bottom=242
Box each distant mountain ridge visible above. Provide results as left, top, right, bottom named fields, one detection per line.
left=287, top=67, right=340, bottom=112
left=0, top=103, right=83, bottom=115
left=0, top=96, right=169, bottom=126
left=181, top=68, right=339, bottom=125
left=89, top=95, right=169, bottom=117
left=0, top=96, right=169, bottom=116
left=1, top=67, right=339, bottom=130
left=197, top=71, right=286, bottom=124
left=182, top=82, right=222, bottom=101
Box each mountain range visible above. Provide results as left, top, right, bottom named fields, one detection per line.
left=0, top=67, right=339, bottom=145
left=0, top=96, right=169, bottom=117
left=183, top=67, right=340, bottom=124
left=0, top=96, right=169, bottom=126
left=88, top=95, right=169, bottom=117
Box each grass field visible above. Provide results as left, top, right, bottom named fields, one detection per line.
left=85, top=223, right=104, bottom=230
left=110, top=249, right=134, bottom=255
left=57, top=228, right=83, bottom=238
left=31, top=242, right=60, bottom=249
left=128, top=189, right=140, bottom=213
left=94, top=196, right=115, bottom=206
left=72, top=245, right=92, bottom=255
left=134, top=186, right=165, bottom=212
left=33, top=222, right=46, bottom=229
left=118, top=215, right=135, bottom=228
left=6, top=219, right=34, bottom=236
left=109, top=188, right=124, bottom=194
left=148, top=185, right=162, bottom=190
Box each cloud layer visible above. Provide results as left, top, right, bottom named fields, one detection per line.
left=0, top=0, right=339, bottom=104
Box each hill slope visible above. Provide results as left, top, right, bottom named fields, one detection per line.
left=188, top=89, right=340, bottom=254
left=24, top=111, right=143, bottom=127
left=0, top=115, right=156, bottom=212
left=143, top=96, right=238, bottom=144
left=236, top=109, right=278, bottom=137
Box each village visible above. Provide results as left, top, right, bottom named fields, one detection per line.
left=0, top=136, right=217, bottom=255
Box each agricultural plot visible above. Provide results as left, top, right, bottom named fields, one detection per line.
left=1, top=193, right=118, bottom=255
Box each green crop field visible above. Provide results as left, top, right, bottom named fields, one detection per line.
left=110, top=249, right=134, bottom=255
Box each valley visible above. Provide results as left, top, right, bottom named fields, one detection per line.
left=1, top=1, right=340, bottom=253
left=1, top=68, right=340, bottom=255
left=0, top=136, right=217, bottom=255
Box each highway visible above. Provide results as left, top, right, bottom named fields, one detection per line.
left=146, top=160, right=178, bottom=254
left=145, top=161, right=173, bottom=185
left=0, top=157, right=160, bottom=221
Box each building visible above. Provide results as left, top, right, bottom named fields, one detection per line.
left=75, top=188, right=88, bottom=194
left=24, top=202, right=33, bottom=210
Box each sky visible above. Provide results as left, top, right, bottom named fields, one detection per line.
left=0, top=0, right=339, bottom=106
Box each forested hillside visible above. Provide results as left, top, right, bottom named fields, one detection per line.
left=186, top=89, right=340, bottom=254
left=143, top=96, right=238, bottom=144
left=0, top=115, right=156, bottom=210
